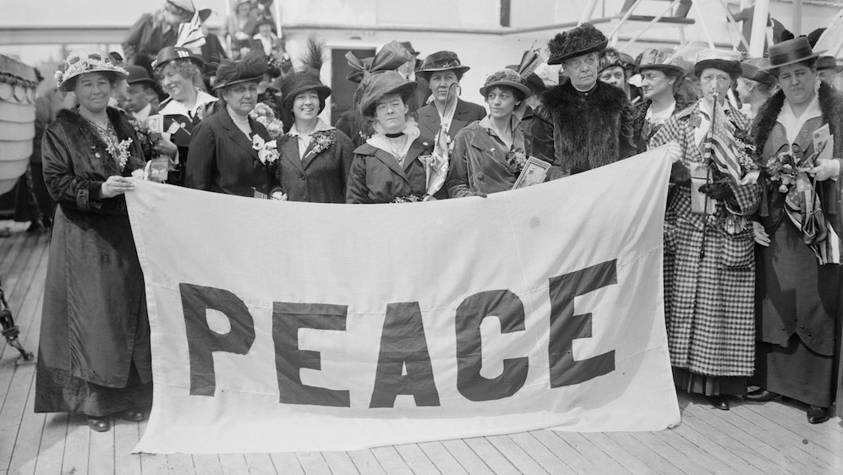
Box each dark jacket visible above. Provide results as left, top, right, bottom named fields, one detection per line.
left=122, top=12, right=178, bottom=67
left=631, top=97, right=696, bottom=154
left=416, top=99, right=486, bottom=141
left=275, top=128, right=354, bottom=203
left=532, top=80, right=635, bottom=178
left=37, top=107, right=150, bottom=393
left=335, top=109, right=373, bottom=149
left=158, top=92, right=220, bottom=185
left=346, top=138, right=433, bottom=204
left=185, top=109, right=275, bottom=197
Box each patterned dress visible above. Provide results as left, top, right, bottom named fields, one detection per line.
left=650, top=101, right=760, bottom=396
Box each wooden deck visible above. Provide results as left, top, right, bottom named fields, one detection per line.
left=1, top=220, right=841, bottom=475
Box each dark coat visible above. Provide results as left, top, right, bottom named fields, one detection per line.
left=122, top=12, right=178, bottom=67
left=532, top=80, right=636, bottom=178
left=185, top=108, right=275, bottom=197
left=37, top=107, right=150, bottom=393
left=415, top=99, right=486, bottom=141
left=158, top=93, right=219, bottom=185
left=275, top=129, right=354, bottom=203
left=346, top=138, right=433, bottom=204
left=631, top=97, right=696, bottom=154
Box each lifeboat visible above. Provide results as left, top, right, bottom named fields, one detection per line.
left=0, top=55, right=37, bottom=195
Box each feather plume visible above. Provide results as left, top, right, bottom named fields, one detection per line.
left=300, top=36, right=325, bottom=75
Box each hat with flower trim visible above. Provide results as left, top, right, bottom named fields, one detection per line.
left=55, top=49, right=128, bottom=91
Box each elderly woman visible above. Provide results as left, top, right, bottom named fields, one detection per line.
left=153, top=46, right=219, bottom=184
left=748, top=38, right=843, bottom=424
left=649, top=50, right=760, bottom=411
left=34, top=51, right=150, bottom=432
left=274, top=72, right=353, bottom=202
left=346, top=70, right=435, bottom=203
left=446, top=69, right=540, bottom=197
left=185, top=52, right=275, bottom=196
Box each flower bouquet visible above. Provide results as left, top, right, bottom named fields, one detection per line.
left=250, top=103, right=284, bottom=138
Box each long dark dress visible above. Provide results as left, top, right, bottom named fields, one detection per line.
left=751, top=86, right=843, bottom=409
left=34, top=107, right=151, bottom=417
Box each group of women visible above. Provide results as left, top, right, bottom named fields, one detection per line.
left=33, top=32, right=842, bottom=431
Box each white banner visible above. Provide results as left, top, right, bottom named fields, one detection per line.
left=127, top=147, right=679, bottom=454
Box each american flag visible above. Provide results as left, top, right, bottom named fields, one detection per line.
left=176, top=12, right=206, bottom=51
left=702, top=98, right=753, bottom=184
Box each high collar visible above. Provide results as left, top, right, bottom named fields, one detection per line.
left=288, top=118, right=333, bottom=137
left=159, top=89, right=218, bottom=117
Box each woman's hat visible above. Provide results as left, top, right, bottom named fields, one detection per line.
left=547, top=23, right=607, bottom=65
left=636, top=48, right=686, bottom=76
left=416, top=51, right=470, bottom=78
left=280, top=72, right=332, bottom=112
left=125, top=65, right=157, bottom=88
left=479, top=69, right=531, bottom=98
left=215, top=51, right=268, bottom=90
left=761, top=37, right=821, bottom=71
left=740, top=58, right=777, bottom=88
left=167, top=0, right=212, bottom=22
left=356, top=70, right=416, bottom=117
left=694, top=49, right=742, bottom=78
left=816, top=55, right=842, bottom=73
left=599, top=48, right=635, bottom=74
left=152, top=46, right=205, bottom=71
left=55, top=48, right=128, bottom=91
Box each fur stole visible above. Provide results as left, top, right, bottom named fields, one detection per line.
left=55, top=107, right=145, bottom=173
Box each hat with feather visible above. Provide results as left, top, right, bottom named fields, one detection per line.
left=352, top=42, right=416, bottom=117
left=280, top=37, right=331, bottom=112
left=214, top=50, right=268, bottom=90
left=547, top=23, right=607, bottom=65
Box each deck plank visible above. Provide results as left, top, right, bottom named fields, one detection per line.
left=577, top=432, right=657, bottom=475
left=392, top=443, right=440, bottom=475
left=344, top=449, right=385, bottom=475
left=295, top=451, right=331, bottom=475
left=268, top=453, right=303, bottom=475
left=113, top=421, right=142, bottom=475
left=87, top=427, right=116, bottom=475
left=438, top=439, right=495, bottom=475
left=461, top=436, right=521, bottom=475
left=61, top=414, right=90, bottom=475
left=191, top=454, right=223, bottom=475
left=484, top=434, right=548, bottom=474
left=321, top=451, right=359, bottom=475
left=164, top=453, right=196, bottom=474
left=243, top=453, right=277, bottom=474
left=370, top=446, right=413, bottom=475
left=33, top=414, right=68, bottom=475
left=507, top=431, right=577, bottom=475
left=417, top=441, right=468, bottom=474
left=218, top=453, right=250, bottom=474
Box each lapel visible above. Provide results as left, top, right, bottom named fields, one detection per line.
left=280, top=135, right=304, bottom=173
left=300, top=134, right=322, bottom=170
left=403, top=138, right=428, bottom=172
left=469, top=129, right=508, bottom=168
left=417, top=106, right=440, bottom=139
left=448, top=100, right=471, bottom=137
left=220, top=110, right=258, bottom=160
left=371, top=148, right=409, bottom=184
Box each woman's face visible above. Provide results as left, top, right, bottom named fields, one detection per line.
left=237, top=3, right=251, bottom=16
left=374, top=93, right=408, bottom=134
left=735, top=77, right=757, bottom=103
left=640, top=69, right=673, bottom=100
left=159, top=64, right=194, bottom=102
left=777, top=63, right=817, bottom=107
left=74, top=72, right=112, bottom=114
left=485, top=87, right=518, bottom=120
left=598, top=66, right=626, bottom=90
left=563, top=52, right=600, bottom=90
left=292, top=90, right=320, bottom=122
left=699, top=67, right=733, bottom=103
left=428, top=71, right=459, bottom=104
left=222, top=81, right=259, bottom=116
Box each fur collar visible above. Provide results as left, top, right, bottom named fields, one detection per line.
left=752, top=82, right=843, bottom=153
left=56, top=106, right=136, bottom=143
left=541, top=80, right=627, bottom=112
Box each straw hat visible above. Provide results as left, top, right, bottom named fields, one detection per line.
left=636, top=48, right=686, bottom=76
left=694, top=49, right=742, bottom=78
left=55, top=49, right=128, bottom=91
left=761, top=37, right=822, bottom=71
left=479, top=69, right=531, bottom=98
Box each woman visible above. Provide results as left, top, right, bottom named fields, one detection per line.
left=736, top=60, right=777, bottom=119
left=153, top=46, right=219, bottom=185
left=650, top=50, right=760, bottom=411
left=227, top=0, right=259, bottom=58
left=598, top=47, right=637, bottom=101
left=185, top=52, right=275, bottom=197
left=346, top=70, right=435, bottom=204
left=446, top=69, right=539, bottom=197
left=275, top=72, right=353, bottom=202
left=748, top=38, right=843, bottom=424
left=35, top=50, right=150, bottom=432
left=631, top=48, right=695, bottom=153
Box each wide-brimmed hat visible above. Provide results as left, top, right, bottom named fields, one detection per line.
left=416, top=51, right=470, bottom=78
left=762, top=37, right=822, bottom=71
left=357, top=70, right=416, bottom=117
left=152, top=46, right=205, bottom=71
left=214, top=51, right=267, bottom=90
left=740, top=58, right=777, bottom=88
left=400, top=41, right=420, bottom=57
left=479, top=69, right=531, bottom=98
left=694, top=49, right=742, bottom=78
left=280, top=72, right=332, bottom=112
left=167, top=0, right=212, bottom=22
left=55, top=48, right=128, bottom=91
left=636, top=48, right=686, bottom=76
left=816, top=55, right=842, bottom=73
left=547, top=23, right=607, bottom=65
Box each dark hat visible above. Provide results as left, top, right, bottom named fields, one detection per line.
left=479, top=69, right=531, bottom=98
left=400, top=41, right=420, bottom=56
left=124, top=65, right=156, bottom=86
left=636, top=47, right=686, bottom=76
left=346, top=57, right=373, bottom=83
left=762, top=37, right=821, bottom=71
left=547, top=23, right=607, bottom=65
left=740, top=59, right=777, bottom=88
left=694, top=49, right=742, bottom=78
left=166, top=0, right=212, bottom=22
left=356, top=70, right=416, bottom=117
left=280, top=72, right=332, bottom=112
left=816, top=55, right=842, bottom=73
left=214, top=51, right=267, bottom=90
left=416, top=51, right=470, bottom=78
left=807, top=28, right=826, bottom=48
left=599, top=47, right=634, bottom=74
left=152, top=46, right=204, bottom=71
left=255, top=15, right=275, bottom=29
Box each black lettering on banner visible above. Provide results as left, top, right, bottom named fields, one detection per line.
left=179, top=283, right=256, bottom=396
left=547, top=260, right=617, bottom=387
left=455, top=290, right=529, bottom=401
left=272, top=302, right=351, bottom=407
left=370, top=302, right=440, bottom=408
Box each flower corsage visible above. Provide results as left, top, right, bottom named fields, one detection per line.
left=252, top=135, right=280, bottom=165
left=106, top=138, right=134, bottom=171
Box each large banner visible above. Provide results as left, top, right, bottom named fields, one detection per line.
left=127, top=147, right=679, bottom=454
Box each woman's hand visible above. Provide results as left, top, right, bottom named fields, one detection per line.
left=752, top=221, right=771, bottom=247
left=154, top=136, right=178, bottom=157
left=666, top=140, right=682, bottom=163
left=100, top=176, right=134, bottom=198
left=808, top=158, right=840, bottom=182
